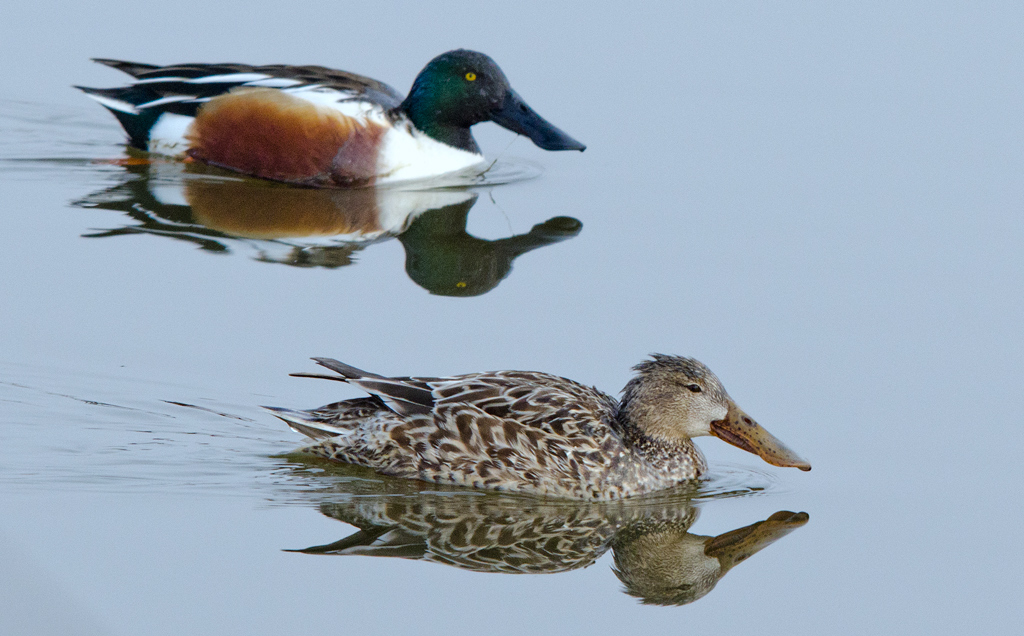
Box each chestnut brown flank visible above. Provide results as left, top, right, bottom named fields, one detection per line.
left=186, top=88, right=387, bottom=187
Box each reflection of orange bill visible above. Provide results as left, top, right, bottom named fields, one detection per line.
left=704, top=510, right=810, bottom=570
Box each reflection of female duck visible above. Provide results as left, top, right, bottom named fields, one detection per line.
left=287, top=475, right=807, bottom=605
left=610, top=510, right=807, bottom=605
left=270, top=355, right=810, bottom=499
left=73, top=164, right=579, bottom=294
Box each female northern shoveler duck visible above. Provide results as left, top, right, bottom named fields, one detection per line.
left=78, top=50, right=585, bottom=187
left=268, top=355, right=810, bottom=500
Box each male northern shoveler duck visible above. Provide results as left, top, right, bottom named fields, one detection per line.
left=267, top=355, right=810, bottom=500
left=78, top=50, right=585, bottom=187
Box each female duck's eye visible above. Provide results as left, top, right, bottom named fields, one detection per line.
left=686, top=384, right=702, bottom=393
left=465, top=72, right=477, bottom=81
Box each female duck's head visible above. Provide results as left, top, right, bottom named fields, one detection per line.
left=619, top=355, right=811, bottom=471
left=400, top=49, right=586, bottom=154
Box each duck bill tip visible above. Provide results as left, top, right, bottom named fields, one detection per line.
left=710, top=406, right=811, bottom=472
left=771, top=456, right=812, bottom=471
left=490, top=89, right=585, bottom=152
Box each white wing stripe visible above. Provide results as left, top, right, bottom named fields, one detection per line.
left=134, top=76, right=190, bottom=85
left=189, top=73, right=272, bottom=84
left=84, top=93, right=139, bottom=114
left=136, top=95, right=193, bottom=109
left=244, top=78, right=304, bottom=88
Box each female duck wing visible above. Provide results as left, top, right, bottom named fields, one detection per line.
left=306, top=357, right=437, bottom=417
left=427, top=371, right=618, bottom=434
left=283, top=361, right=626, bottom=497
left=300, top=359, right=619, bottom=435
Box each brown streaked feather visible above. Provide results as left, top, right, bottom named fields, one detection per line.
left=271, top=357, right=727, bottom=500
left=279, top=369, right=626, bottom=498
left=351, top=379, right=434, bottom=416
left=186, top=88, right=387, bottom=187
left=309, top=358, right=437, bottom=416
left=312, top=358, right=383, bottom=380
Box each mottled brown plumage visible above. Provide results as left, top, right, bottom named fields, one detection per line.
left=268, top=355, right=810, bottom=500
left=289, top=481, right=808, bottom=605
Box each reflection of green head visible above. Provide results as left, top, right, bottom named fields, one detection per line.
left=398, top=196, right=582, bottom=297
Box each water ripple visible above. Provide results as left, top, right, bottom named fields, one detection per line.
left=0, top=98, right=545, bottom=189
left=1, top=362, right=790, bottom=505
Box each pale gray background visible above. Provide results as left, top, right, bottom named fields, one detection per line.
left=2, top=1, right=1022, bottom=634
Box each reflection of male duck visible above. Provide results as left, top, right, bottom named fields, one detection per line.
left=399, top=205, right=580, bottom=296
left=73, top=163, right=580, bottom=295
left=286, top=471, right=807, bottom=606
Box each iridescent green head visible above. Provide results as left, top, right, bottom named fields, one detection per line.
left=400, top=49, right=586, bottom=154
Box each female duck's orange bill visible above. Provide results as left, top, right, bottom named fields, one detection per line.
left=710, top=401, right=811, bottom=471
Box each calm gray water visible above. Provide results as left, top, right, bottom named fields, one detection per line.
left=2, top=2, right=1023, bottom=634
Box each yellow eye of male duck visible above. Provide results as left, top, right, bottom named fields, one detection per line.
left=465, top=72, right=477, bottom=81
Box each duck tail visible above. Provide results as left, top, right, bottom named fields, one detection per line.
left=262, top=406, right=352, bottom=440
left=91, top=58, right=161, bottom=78
left=288, top=358, right=384, bottom=383
left=75, top=84, right=163, bottom=150
left=312, top=357, right=385, bottom=380
left=290, top=358, right=435, bottom=417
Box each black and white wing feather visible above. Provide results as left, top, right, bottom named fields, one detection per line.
left=77, top=59, right=405, bottom=149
